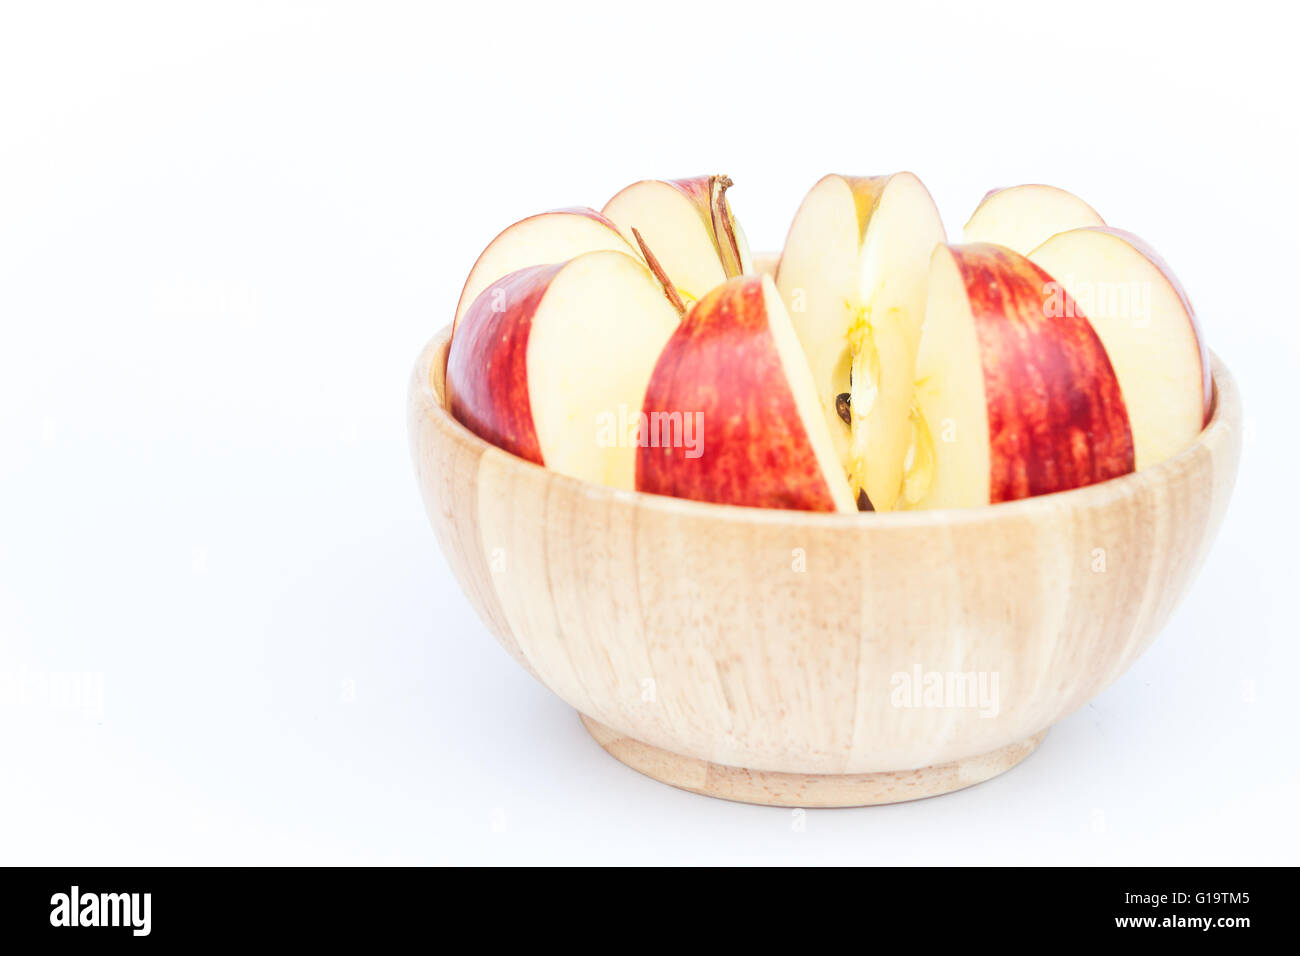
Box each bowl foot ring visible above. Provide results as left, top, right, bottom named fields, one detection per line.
left=579, top=714, right=1046, bottom=808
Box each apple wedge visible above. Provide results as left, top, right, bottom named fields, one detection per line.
left=908, top=244, right=1134, bottom=509
left=453, top=208, right=636, bottom=333
left=963, top=184, right=1104, bottom=254
left=774, top=173, right=946, bottom=511
left=602, top=175, right=753, bottom=303
left=636, top=275, right=856, bottom=512
left=446, top=250, right=680, bottom=489
left=1029, top=226, right=1212, bottom=469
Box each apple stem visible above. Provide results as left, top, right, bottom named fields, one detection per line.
left=632, top=227, right=688, bottom=319
left=710, top=175, right=745, bottom=278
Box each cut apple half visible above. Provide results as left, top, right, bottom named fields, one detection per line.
left=775, top=172, right=946, bottom=511
left=962, top=184, right=1104, bottom=255
left=909, top=243, right=1134, bottom=509
left=636, top=275, right=856, bottom=512
left=1029, top=226, right=1211, bottom=470
left=452, top=207, right=637, bottom=334
left=446, top=250, right=680, bottom=489
left=602, top=175, right=754, bottom=304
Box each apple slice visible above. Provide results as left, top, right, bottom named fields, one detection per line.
left=751, top=252, right=779, bottom=278
left=636, top=275, right=856, bottom=512
left=962, top=184, right=1104, bottom=254
left=602, top=175, right=754, bottom=303
left=908, top=243, right=1134, bottom=509
left=453, top=208, right=636, bottom=333
left=446, top=250, right=680, bottom=489
left=774, top=173, right=946, bottom=511
left=1029, top=226, right=1211, bottom=469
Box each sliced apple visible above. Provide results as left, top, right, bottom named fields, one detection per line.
left=637, top=275, right=856, bottom=512
left=963, top=184, right=1104, bottom=254
left=1029, top=226, right=1211, bottom=469
left=908, top=243, right=1134, bottom=509
left=774, top=173, right=945, bottom=511
left=452, top=207, right=636, bottom=333
left=446, top=250, right=680, bottom=489
left=751, top=251, right=780, bottom=278
left=602, top=175, right=754, bottom=303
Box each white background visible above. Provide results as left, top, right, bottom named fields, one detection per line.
left=1, top=1, right=1296, bottom=865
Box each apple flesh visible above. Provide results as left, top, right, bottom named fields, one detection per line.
left=775, top=172, right=946, bottom=511
left=602, top=175, right=754, bottom=303
left=909, top=243, right=1134, bottom=509
left=636, top=275, right=856, bottom=512
left=1029, top=226, right=1211, bottom=469
left=750, top=251, right=779, bottom=278
left=453, top=208, right=636, bottom=333
left=963, top=184, right=1104, bottom=255
left=446, top=250, right=680, bottom=489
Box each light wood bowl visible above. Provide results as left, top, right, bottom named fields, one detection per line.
left=409, top=323, right=1241, bottom=807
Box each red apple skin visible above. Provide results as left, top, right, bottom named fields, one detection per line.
left=1077, top=226, right=1213, bottom=425
left=445, top=262, right=563, bottom=466
left=636, top=276, right=839, bottom=511
left=953, top=244, right=1135, bottom=503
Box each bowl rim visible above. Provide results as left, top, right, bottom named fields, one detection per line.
left=414, top=324, right=1241, bottom=529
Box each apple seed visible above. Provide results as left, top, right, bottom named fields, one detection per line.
left=836, top=392, right=851, bottom=425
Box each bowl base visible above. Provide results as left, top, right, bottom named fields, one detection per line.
left=580, top=714, right=1046, bottom=808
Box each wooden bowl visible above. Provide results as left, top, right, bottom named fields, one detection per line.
left=409, top=325, right=1241, bottom=807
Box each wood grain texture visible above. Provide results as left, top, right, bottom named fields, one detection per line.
left=409, top=320, right=1242, bottom=796
left=581, top=714, right=1046, bottom=807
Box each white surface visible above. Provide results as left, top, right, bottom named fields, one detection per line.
left=1, top=1, right=1296, bottom=865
